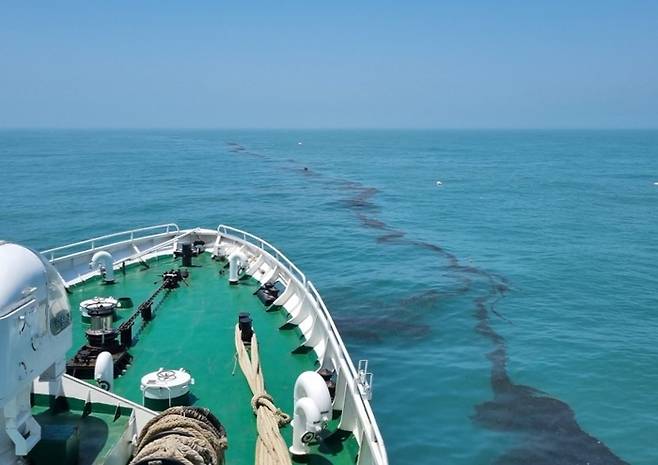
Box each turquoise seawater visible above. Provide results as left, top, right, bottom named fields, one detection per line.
left=1, top=129, right=657, bottom=464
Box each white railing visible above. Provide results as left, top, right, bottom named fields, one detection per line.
left=306, top=280, right=386, bottom=456
left=217, top=225, right=307, bottom=286
left=217, top=224, right=387, bottom=464
left=42, top=224, right=180, bottom=262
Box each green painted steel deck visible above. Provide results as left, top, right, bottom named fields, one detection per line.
left=30, top=394, right=132, bottom=465
left=66, top=253, right=358, bottom=465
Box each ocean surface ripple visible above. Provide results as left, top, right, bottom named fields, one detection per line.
left=1, top=129, right=657, bottom=464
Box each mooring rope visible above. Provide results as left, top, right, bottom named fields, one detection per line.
left=130, top=407, right=228, bottom=465
left=234, top=324, right=292, bottom=465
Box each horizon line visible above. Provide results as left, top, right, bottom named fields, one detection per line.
left=1, top=126, right=658, bottom=131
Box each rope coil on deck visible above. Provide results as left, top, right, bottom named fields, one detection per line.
left=130, top=407, right=228, bottom=465
left=234, top=324, right=292, bottom=465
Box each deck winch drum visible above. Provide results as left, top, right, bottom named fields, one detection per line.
left=83, top=298, right=119, bottom=347
left=88, top=306, right=114, bottom=332
left=79, top=297, right=117, bottom=323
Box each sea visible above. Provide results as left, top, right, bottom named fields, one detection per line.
left=1, top=129, right=656, bottom=465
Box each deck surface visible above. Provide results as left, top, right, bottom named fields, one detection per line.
left=67, top=253, right=358, bottom=465
left=30, top=395, right=132, bottom=465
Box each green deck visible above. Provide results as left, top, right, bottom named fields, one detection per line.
left=65, top=252, right=359, bottom=465
left=30, top=394, right=132, bottom=465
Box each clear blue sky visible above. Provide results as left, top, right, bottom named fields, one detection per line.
left=1, top=1, right=657, bottom=129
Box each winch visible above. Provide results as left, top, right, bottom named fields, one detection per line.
left=79, top=296, right=117, bottom=323
left=162, top=269, right=185, bottom=289
left=255, top=282, right=280, bottom=306
left=84, top=298, right=119, bottom=347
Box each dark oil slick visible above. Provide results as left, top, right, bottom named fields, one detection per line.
left=225, top=141, right=629, bottom=465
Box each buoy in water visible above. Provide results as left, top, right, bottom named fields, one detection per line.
left=436, top=180, right=443, bottom=186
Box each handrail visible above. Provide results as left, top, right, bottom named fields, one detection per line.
left=217, top=224, right=387, bottom=463
left=307, top=281, right=386, bottom=449
left=217, top=224, right=306, bottom=286
left=116, top=230, right=194, bottom=266
left=41, top=224, right=180, bottom=261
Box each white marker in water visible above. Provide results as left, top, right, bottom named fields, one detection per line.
left=298, top=141, right=303, bottom=145
left=436, top=180, right=443, bottom=186
left=654, top=181, right=658, bottom=186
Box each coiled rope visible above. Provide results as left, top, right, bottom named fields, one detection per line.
left=130, top=407, right=228, bottom=465
left=234, top=324, right=292, bottom=465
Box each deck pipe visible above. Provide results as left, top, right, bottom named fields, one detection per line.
left=228, top=251, right=247, bottom=285
left=90, top=250, right=115, bottom=283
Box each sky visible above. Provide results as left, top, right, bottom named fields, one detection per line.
left=0, top=1, right=657, bottom=129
